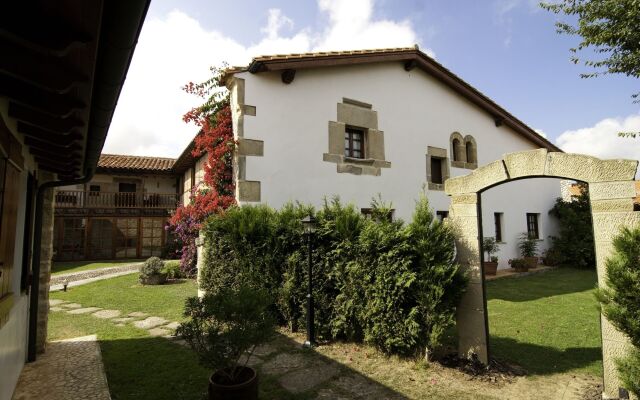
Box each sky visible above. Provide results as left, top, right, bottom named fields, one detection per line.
left=104, top=0, right=640, bottom=161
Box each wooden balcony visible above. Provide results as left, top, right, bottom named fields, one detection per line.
left=54, top=190, right=179, bottom=210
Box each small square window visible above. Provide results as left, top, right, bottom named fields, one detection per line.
left=89, top=185, right=100, bottom=196
left=345, top=128, right=365, bottom=159
left=436, top=210, right=449, bottom=222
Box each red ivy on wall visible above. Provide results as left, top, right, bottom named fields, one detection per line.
left=167, top=69, right=236, bottom=275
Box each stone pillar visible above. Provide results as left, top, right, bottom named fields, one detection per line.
left=589, top=181, right=639, bottom=399
left=37, top=176, right=55, bottom=354
left=195, top=235, right=205, bottom=298
left=448, top=193, right=489, bottom=363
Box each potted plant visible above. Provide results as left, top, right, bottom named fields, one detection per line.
left=509, top=258, right=529, bottom=273
left=139, top=256, right=167, bottom=285
left=177, top=285, right=275, bottom=400
left=518, top=233, right=539, bottom=269
left=482, top=237, right=500, bottom=276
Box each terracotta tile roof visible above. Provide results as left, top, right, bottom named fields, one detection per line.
left=98, top=154, right=176, bottom=172
left=251, top=46, right=417, bottom=62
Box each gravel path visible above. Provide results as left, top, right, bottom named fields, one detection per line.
left=51, top=263, right=143, bottom=286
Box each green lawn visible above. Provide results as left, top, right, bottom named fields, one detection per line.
left=52, top=259, right=142, bottom=276
left=50, top=274, right=196, bottom=322
left=48, top=267, right=603, bottom=399
left=487, top=268, right=602, bottom=376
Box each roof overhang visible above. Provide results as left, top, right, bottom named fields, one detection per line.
left=0, top=0, right=150, bottom=179
left=235, top=47, right=561, bottom=152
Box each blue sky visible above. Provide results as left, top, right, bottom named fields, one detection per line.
left=105, top=0, right=640, bottom=160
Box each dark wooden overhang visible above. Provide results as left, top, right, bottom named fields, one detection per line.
left=243, top=47, right=561, bottom=152
left=0, top=0, right=151, bottom=179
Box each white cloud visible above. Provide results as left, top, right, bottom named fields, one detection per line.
left=555, top=113, right=640, bottom=162
left=104, top=0, right=428, bottom=157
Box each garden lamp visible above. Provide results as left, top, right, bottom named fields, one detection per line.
left=301, top=215, right=317, bottom=348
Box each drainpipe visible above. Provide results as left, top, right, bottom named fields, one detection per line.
left=27, top=168, right=95, bottom=362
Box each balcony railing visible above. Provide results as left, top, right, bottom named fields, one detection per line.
left=54, top=190, right=179, bottom=209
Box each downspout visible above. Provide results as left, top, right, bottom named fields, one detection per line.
left=27, top=167, right=95, bottom=362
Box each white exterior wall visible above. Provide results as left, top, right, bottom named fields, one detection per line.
left=235, top=63, right=560, bottom=268
left=0, top=142, right=36, bottom=400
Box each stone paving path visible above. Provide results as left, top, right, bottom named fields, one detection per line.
left=49, top=299, right=181, bottom=339
left=12, top=335, right=111, bottom=400
left=50, top=263, right=143, bottom=291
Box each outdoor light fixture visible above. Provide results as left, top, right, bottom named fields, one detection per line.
left=301, top=215, right=317, bottom=348
left=62, top=279, right=69, bottom=292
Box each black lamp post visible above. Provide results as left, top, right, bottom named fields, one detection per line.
left=301, top=215, right=317, bottom=348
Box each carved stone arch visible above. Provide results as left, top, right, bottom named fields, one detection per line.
left=450, top=132, right=466, bottom=166
left=463, top=135, right=477, bottom=168
left=444, top=149, right=638, bottom=398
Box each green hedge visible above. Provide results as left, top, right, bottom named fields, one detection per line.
left=200, top=196, right=467, bottom=357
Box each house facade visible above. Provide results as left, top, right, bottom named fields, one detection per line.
left=53, top=155, right=180, bottom=261
left=200, top=47, right=564, bottom=268
left=0, top=1, right=149, bottom=399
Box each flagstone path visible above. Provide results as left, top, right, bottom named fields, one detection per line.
left=50, top=299, right=181, bottom=339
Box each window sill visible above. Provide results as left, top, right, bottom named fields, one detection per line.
left=428, top=182, right=445, bottom=191
left=343, top=156, right=376, bottom=165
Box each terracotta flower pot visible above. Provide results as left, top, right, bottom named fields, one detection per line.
left=484, top=261, right=498, bottom=276
left=524, top=256, right=538, bottom=269
left=209, top=366, right=258, bottom=400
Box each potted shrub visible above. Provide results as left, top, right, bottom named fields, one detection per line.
left=139, top=256, right=167, bottom=285
left=482, top=237, right=500, bottom=276
left=509, top=258, right=529, bottom=273
left=177, top=285, right=275, bottom=400
left=518, top=233, right=539, bottom=269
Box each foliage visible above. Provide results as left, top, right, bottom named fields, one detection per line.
left=199, top=195, right=468, bottom=358
left=162, top=260, right=185, bottom=279
left=541, top=0, right=640, bottom=105
left=518, top=233, right=539, bottom=258
left=167, top=66, right=236, bottom=276
left=177, top=286, right=276, bottom=383
left=548, top=185, right=595, bottom=268
left=482, top=237, right=500, bottom=262
left=139, top=257, right=167, bottom=285
left=509, top=258, right=529, bottom=270
left=596, top=226, right=640, bottom=396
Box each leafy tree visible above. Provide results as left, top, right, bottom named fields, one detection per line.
left=596, top=226, right=640, bottom=396
left=541, top=0, right=640, bottom=99
left=548, top=183, right=595, bottom=268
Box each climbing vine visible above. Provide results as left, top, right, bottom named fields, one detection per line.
left=168, top=66, right=236, bottom=276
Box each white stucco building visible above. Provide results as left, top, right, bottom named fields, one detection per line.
left=177, top=47, right=563, bottom=269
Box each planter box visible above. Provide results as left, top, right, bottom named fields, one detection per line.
left=524, top=256, right=538, bottom=269
left=484, top=261, right=498, bottom=276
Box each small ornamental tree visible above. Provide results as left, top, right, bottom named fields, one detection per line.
left=168, top=66, right=236, bottom=276
left=596, top=226, right=640, bottom=396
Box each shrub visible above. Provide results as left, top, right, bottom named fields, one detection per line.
left=198, top=196, right=468, bottom=358
left=177, top=285, right=275, bottom=382
left=548, top=185, right=595, bottom=268
left=482, top=237, right=500, bottom=262
left=162, top=260, right=184, bottom=279
left=596, top=226, right=640, bottom=396
left=509, top=258, right=529, bottom=270
left=139, top=257, right=167, bottom=285
left=517, top=233, right=538, bottom=258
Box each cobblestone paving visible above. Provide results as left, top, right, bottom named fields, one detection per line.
left=12, top=335, right=111, bottom=400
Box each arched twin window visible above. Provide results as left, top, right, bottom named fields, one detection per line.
left=450, top=132, right=477, bottom=169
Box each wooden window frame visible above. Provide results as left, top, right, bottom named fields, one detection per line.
left=526, top=213, right=540, bottom=239
left=494, top=212, right=503, bottom=242
left=344, top=127, right=365, bottom=159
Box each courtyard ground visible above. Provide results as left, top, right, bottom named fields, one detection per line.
left=44, top=268, right=602, bottom=400
left=52, top=259, right=142, bottom=275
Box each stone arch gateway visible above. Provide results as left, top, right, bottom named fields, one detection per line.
left=444, top=148, right=638, bottom=399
